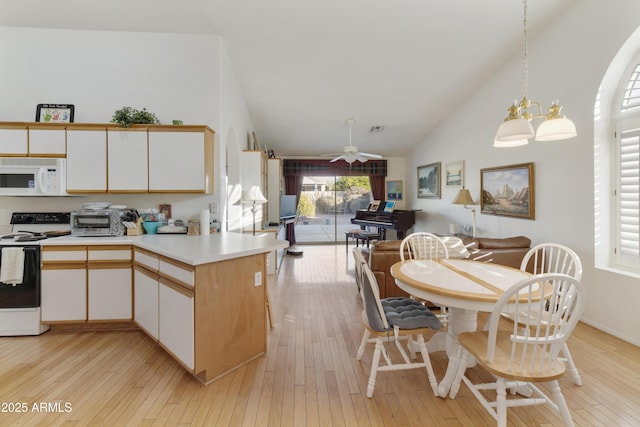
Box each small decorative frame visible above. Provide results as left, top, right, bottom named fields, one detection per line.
left=369, top=200, right=381, bottom=211
left=159, top=204, right=172, bottom=219
left=445, top=160, right=464, bottom=187
left=417, top=162, right=441, bottom=199
left=386, top=180, right=403, bottom=200
left=480, top=162, right=535, bottom=220
left=383, top=201, right=396, bottom=213
left=35, top=104, right=74, bottom=123
left=252, top=131, right=259, bottom=150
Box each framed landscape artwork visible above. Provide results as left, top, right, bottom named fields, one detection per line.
left=417, top=162, right=441, bottom=199
left=445, top=160, right=464, bottom=187
left=480, top=162, right=535, bottom=220
left=386, top=180, right=403, bottom=200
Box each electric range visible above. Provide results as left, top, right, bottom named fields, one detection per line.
left=0, top=212, right=70, bottom=335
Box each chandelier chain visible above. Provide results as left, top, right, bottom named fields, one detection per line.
left=522, top=0, right=528, bottom=100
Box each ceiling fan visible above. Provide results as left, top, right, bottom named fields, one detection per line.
left=323, top=119, right=382, bottom=164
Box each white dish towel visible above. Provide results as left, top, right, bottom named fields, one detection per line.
left=0, top=247, right=25, bottom=285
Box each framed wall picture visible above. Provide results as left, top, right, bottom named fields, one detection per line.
left=252, top=131, right=259, bottom=150
left=35, top=104, right=74, bottom=123
left=445, top=160, right=464, bottom=187
left=480, top=162, right=535, bottom=220
left=417, top=162, right=441, bottom=199
left=386, top=180, right=403, bottom=200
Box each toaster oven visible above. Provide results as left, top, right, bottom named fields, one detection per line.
left=70, top=209, right=124, bottom=237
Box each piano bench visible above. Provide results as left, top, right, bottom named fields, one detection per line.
left=345, top=230, right=382, bottom=249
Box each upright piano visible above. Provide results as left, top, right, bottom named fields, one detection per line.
left=351, top=209, right=417, bottom=239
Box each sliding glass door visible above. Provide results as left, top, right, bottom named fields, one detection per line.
left=295, top=175, right=371, bottom=243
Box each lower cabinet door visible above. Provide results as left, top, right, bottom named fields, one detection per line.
left=159, top=281, right=194, bottom=370
left=41, top=269, right=87, bottom=322
left=134, top=269, right=159, bottom=340
left=88, top=268, right=132, bottom=320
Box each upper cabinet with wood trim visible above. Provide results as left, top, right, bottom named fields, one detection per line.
left=0, top=124, right=28, bottom=156
left=107, top=128, right=149, bottom=192
left=66, top=126, right=108, bottom=193
left=0, top=123, right=66, bottom=157
left=148, top=126, right=214, bottom=194
left=28, top=124, right=67, bottom=157
left=0, top=122, right=215, bottom=194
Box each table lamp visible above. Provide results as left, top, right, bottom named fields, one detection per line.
left=244, top=185, right=267, bottom=235
left=452, top=188, right=476, bottom=238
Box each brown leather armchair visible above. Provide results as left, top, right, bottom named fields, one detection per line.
left=368, top=236, right=532, bottom=298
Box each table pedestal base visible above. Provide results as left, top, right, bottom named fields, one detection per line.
left=436, top=307, right=478, bottom=397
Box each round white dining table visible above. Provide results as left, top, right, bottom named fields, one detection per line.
left=390, top=258, right=531, bottom=397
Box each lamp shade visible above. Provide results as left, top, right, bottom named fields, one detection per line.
left=493, top=137, right=529, bottom=148
left=495, top=118, right=535, bottom=142
left=535, top=117, right=578, bottom=141
left=452, top=188, right=475, bottom=206
left=245, top=185, right=267, bottom=203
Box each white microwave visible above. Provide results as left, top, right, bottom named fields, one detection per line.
left=0, top=157, right=67, bottom=196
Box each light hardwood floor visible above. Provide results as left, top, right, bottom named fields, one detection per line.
left=1, top=245, right=639, bottom=426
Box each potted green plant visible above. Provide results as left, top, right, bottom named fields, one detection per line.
left=111, top=106, right=159, bottom=127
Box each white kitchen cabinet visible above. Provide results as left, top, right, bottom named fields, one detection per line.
left=0, top=122, right=215, bottom=194
left=88, top=268, right=132, bottom=320
left=0, top=127, right=28, bottom=155
left=148, top=128, right=214, bottom=193
left=107, top=128, right=148, bottom=192
left=159, top=279, right=194, bottom=370
left=41, top=245, right=133, bottom=322
left=41, top=267, right=87, bottom=322
left=66, top=128, right=107, bottom=192
left=87, top=246, right=132, bottom=321
left=133, top=248, right=194, bottom=369
left=159, top=259, right=194, bottom=287
left=41, top=246, right=87, bottom=322
left=134, top=248, right=160, bottom=271
left=133, top=267, right=159, bottom=340
left=28, top=126, right=66, bottom=157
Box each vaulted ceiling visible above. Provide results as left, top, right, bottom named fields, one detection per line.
left=0, top=0, right=574, bottom=158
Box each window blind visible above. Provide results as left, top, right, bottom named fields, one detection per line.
left=618, top=127, right=640, bottom=265
left=622, top=63, right=640, bottom=112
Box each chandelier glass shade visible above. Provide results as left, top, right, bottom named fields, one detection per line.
left=494, top=0, right=577, bottom=147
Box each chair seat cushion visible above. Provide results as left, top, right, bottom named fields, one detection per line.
left=381, top=297, right=442, bottom=330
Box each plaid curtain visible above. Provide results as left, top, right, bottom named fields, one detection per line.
left=282, top=159, right=387, bottom=177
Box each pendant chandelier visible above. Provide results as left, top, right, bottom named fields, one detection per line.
left=494, top=0, right=577, bottom=147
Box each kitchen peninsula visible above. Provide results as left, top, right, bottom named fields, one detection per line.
left=40, top=232, right=288, bottom=384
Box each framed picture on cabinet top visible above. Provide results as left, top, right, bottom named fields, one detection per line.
left=35, top=104, right=74, bottom=123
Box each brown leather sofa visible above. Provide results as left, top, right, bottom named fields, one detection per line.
left=367, top=236, right=533, bottom=298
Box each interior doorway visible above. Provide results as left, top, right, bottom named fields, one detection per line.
left=294, top=175, right=371, bottom=243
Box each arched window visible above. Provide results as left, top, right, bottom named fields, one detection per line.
left=612, top=55, right=640, bottom=271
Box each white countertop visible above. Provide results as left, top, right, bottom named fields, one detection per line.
left=41, top=232, right=289, bottom=266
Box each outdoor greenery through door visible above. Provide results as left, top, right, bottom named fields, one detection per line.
left=295, top=175, right=371, bottom=243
